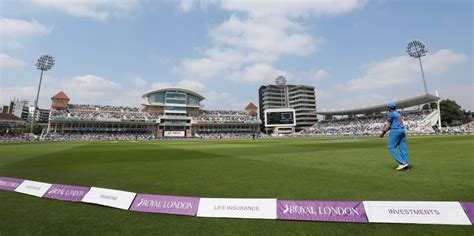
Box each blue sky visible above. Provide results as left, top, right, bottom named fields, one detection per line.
left=1, top=0, right=472, bottom=111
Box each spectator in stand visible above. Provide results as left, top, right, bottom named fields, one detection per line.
left=50, top=104, right=158, bottom=122
left=300, top=110, right=431, bottom=137
left=193, top=110, right=259, bottom=123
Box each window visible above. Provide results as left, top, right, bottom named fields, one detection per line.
left=165, top=92, right=187, bottom=104
left=165, top=106, right=186, bottom=111
left=187, top=95, right=199, bottom=106
left=149, top=92, right=165, bottom=103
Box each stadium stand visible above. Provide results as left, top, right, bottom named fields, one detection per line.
left=0, top=132, right=154, bottom=142
left=194, top=110, right=259, bottom=123
left=51, top=104, right=154, bottom=122
left=195, top=133, right=259, bottom=139
left=4, top=89, right=472, bottom=142
left=300, top=110, right=433, bottom=136
left=46, top=97, right=262, bottom=138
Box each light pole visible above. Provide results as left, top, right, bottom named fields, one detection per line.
left=30, top=54, right=55, bottom=134
left=406, top=40, right=428, bottom=94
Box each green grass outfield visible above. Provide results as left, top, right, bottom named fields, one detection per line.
left=0, top=135, right=473, bottom=235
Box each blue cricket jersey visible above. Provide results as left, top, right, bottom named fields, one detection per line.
left=387, top=111, right=404, bottom=130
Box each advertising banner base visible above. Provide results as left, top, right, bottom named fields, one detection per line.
left=43, top=184, right=90, bottom=202
left=197, top=198, right=277, bottom=219
left=82, top=187, right=136, bottom=210
left=460, top=202, right=474, bottom=224
left=363, top=201, right=471, bottom=225
left=0, top=177, right=24, bottom=192
left=14, top=180, right=52, bottom=197
left=277, top=200, right=368, bottom=223
left=130, top=194, right=200, bottom=216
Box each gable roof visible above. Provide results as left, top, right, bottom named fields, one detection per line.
left=51, top=91, right=69, bottom=100
left=245, top=102, right=257, bottom=109
left=316, top=93, right=440, bottom=116
left=0, top=113, right=24, bottom=121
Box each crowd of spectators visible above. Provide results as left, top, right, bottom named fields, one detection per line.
left=0, top=134, right=33, bottom=142
left=50, top=104, right=159, bottom=122
left=195, top=132, right=259, bottom=139
left=446, top=122, right=474, bottom=133
left=51, top=105, right=263, bottom=124
left=69, top=104, right=139, bottom=113
left=43, top=133, right=153, bottom=141
left=0, top=133, right=154, bottom=142
left=301, top=111, right=431, bottom=136
left=194, top=110, right=260, bottom=123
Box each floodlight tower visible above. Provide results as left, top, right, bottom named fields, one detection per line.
left=30, top=54, right=55, bottom=134
left=275, top=75, right=287, bottom=107
left=406, top=40, right=429, bottom=94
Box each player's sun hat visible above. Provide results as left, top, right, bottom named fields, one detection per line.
left=387, top=102, right=397, bottom=108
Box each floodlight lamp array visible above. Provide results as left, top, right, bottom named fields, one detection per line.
left=36, top=54, right=55, bottom=71
left=275, top=76, right=287, bottom=87
left=406, top=40, right=427, bottom=58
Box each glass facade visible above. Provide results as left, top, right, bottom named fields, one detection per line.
left=165, top=91, right=187, bottom=105
left=165, top=106, right=186, bottom=112
left=187, top=95, right=199, bottom=106
left=148, top=92, right=165, bottom=104
left=147, top=90, right=201, bottom=107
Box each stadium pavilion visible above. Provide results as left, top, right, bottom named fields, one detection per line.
left=47, top=88, right=261, bottom=137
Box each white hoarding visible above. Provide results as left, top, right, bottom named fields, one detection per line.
left=164, top=131, right=185, bottom=137
left=14, top=180, right=52, bottom=197
left=363, top=201, right=471, bottom=225
left=197, top=198, right=277, bottom=219
left=81, top=187, right=136, bottom=210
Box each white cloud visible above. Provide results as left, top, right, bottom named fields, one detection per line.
left=230, top=63, right=291, bottom=83
left=310, top=69, right=329, bottom=81
left=131, top=77, right=148, bottom=87
left=31, top=0, right=141, bottom=21
left=421, top=49, right=467, bottom=73
left=221, top=0, right=366, bottom=18
left=174, top=57, right=230, bottom=79
left=0, top=86, right=36, bottom=105
left=211, top=15, right=320, bottom=57
left=178, top=0, right=194, bottom=12
left=172, top=0, right=366, bottom=109
left=1, top=75, right=135, bottom=107
left=173, top=1, right=363, bottom=85
left=149, top=80, right=205, bottom=91
left=57, top=75, right=123, bottom=105
left=200, top=90, right=232, bottom=109
left=438, top=84, right=474, bottom=111
left=315, top=49, right=468, bottom=111
left=0, top=18, right=51, bottom=48
left=338, top=49, right=467, bottom=92
left=173, top=13, right=324, bottom=83
left=0, top=54, right=27, bottom=69
left=176, top=80, right=205, bottom=91
left=181, top=0, right=366, bottom=18
left=339, top=93, right=388, bottom=109
left=151, top=82, right=172, bottom=89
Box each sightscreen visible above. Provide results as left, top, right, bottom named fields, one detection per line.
left=164, top=131, right=185, bottom=137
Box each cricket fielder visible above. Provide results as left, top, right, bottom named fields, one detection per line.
left=379, top=102, right=410, bottom=170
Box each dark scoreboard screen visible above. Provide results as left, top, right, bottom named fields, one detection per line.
left=266, top=111, right=294, bottom=125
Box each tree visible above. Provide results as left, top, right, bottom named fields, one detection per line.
left=422, top=102, right=437, bottom=110
left=439, top=99, right=465, bottom=126
left=324, top=114, right=333, bottom=120
left=32, top=124, right=43, bottom=135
